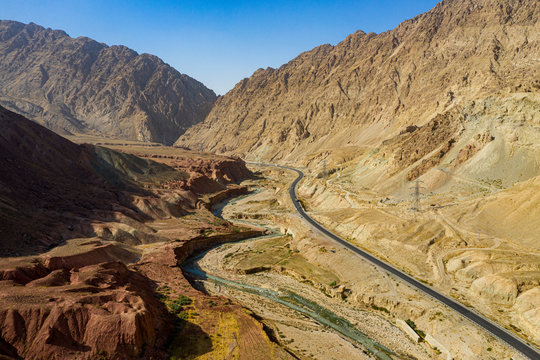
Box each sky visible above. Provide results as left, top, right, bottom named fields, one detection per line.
left=2, top=0, right=440, bottom=95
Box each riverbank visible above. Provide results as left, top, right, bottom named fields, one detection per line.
left=182, top=166, right=432, bottom=360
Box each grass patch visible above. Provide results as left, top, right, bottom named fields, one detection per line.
left=406, top=319, right=426, bottom=340
left=370, top=304, right=391, bottom=314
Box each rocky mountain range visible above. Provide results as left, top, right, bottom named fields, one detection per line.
left=176, top=0, right=539, bottom=164
left=1, top=0, right=540, bottom=358
left=0, top=20, right=216, bottom=145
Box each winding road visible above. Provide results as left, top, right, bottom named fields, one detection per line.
left=260, top=163, right=540, bottom=360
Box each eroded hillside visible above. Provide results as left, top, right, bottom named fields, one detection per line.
left=0, top=106, right=294, bottom=359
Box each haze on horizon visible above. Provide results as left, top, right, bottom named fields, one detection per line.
left=2, top=0, right=439, bottom=95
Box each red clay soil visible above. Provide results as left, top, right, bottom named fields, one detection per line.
left=0, top=105, right=287, bottom=359
left=0, top=241, right=172, bottom=360
left=156, top=156, right=252, bottom=194
left=0, top=227, right=293, bottom=360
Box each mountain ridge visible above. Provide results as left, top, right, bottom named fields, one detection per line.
left=0, top=20, right=217, bottom=145
left=176, top=0, right=539, bottom=163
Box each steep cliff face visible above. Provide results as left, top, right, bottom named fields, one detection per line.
left=176, top=0, right=539, bottom=163
left=0, top=20, right=216, bottom=145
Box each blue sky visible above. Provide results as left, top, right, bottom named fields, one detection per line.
left=2, top=0, right=439, bottom=94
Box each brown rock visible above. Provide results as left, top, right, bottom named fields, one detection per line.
left=0, top=20, right=216, bottom=145
left=176, top=0, right=539, bottom=165
left=0, top=259, right=172, bottom=360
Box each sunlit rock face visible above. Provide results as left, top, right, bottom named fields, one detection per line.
left=0, top=20, right=216, bottom=145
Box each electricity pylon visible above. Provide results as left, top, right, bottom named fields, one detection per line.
left=410, top=178, right=425, bottom=212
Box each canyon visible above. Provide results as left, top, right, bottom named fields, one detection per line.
left=0, top=0, right=539, bottom=358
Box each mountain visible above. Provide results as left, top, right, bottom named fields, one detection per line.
left=0, top=105, right=286, bottom=360
left=176, top=0, right=539, bottom=164
left=0, top=104, right=182, bottom=255
left=0, top=20, right=216, bottom=145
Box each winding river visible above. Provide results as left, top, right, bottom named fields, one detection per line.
left=182, top=188, right=395, bottom=360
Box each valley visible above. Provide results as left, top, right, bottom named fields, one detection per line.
left=0, top=108, right=293, bottom=359
left=0, top=0, right=539, bottom=358
left=181, top=164, right=532, bottom=359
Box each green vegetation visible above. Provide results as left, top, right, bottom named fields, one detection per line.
left=406, top=319, right=426, bottom=340
left=97, top=349, right=108, bottom=360
left=419, top=278, right=434, bottom=286
left=156, top=284, right=173, bottom=300
left=480, top=177, right=504, bottom=189
left=202, top=228, right=214, bottom=237
left=429, top=311, right=444, bottom=322
left=370, top=304, right=391, bottom=314
left=156, top=287, right=193, bottom=321
left=168, top=295, right=193, bottom=315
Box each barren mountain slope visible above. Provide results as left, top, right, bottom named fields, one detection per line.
left=0, top=20, right=216, bottom=145
left=0, top=105, right=250, bottom=256
left=177, top=0, right=539, bottom=163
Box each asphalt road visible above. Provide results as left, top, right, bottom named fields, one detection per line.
left=261, top=163, right=540, bottom=360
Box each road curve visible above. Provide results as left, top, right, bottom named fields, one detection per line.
left=255, top=162, right=540, bottom=360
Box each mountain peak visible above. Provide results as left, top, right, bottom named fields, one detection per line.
left=176, top=0, right=539, bottom=160
left=0, top=20, right=217, bottom=145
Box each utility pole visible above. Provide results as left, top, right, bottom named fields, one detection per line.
left=410, top=178, right=425, bottom=212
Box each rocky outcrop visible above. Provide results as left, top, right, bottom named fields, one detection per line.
left=152, top=155, right=252, bottom=194
left=0, top=243, right=172, bottom=360
left=453, top=131, right=494, bottom=168
left=384, top=111, right=462, bottom=179
left=176, top=0, right=539, bottom=165
left=0, top=20, right=216, bottom=145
